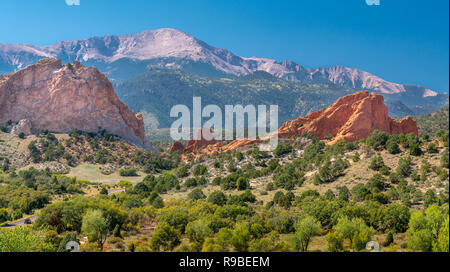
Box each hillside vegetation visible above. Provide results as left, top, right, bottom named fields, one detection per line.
left=415, top=107, right=449, bottom=135
left=1, top=129, right=448, bottom=252
left=114, top=69, right=445, bottom=132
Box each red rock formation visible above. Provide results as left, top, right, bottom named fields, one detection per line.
left=277, top=91, right=418, bottom=144
left=173, top=91, right=418, bottom=156
left=184, top=127, right=217, bottom=153
left=170, top=141, right=185, bottom=152
left=169, top=128, right=217, bottom=153
left=221, top=138, right=262, bottom=152
left=0, top=58, right=146, bottom=146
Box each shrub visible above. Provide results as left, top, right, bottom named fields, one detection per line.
left=207, top=191, right=227, bottom=206
left=185, top=178, right=199, bottom=188
left=236, top=177, right=250, bottom=191
left=150, top=222, right=181, bottom=251
left=174, top=166, right=189, bottom=178
left=386, top=138, right=401, bottom=154
left=326, top=231, right=344, bottom=252
left=193, top=165, right=207, bottom=176
left=367, top=130, right=389, bottom=150
left=440, top=151, right=449, bottom=169
left=351, top=184, right=371, bottom=202
left=426, top=143, right=438, bottom=153
left=369, top=155, right=385, bottom=171
left=396, top=157, right=412, bottom=177
left=409, top=142, right=422, bottom=156
left=119, top=168, right=138, bottom=177
left=188, top=188, right=206, bottom=201
left=273, top=143, right=293, bottom=157
left=213, top=161, right=221, bottom=169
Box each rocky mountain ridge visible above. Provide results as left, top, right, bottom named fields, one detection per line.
left=0, top=28, right=440, bottom=97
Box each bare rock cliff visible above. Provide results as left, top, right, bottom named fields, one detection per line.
left=0, top=58, right=146, bottom=146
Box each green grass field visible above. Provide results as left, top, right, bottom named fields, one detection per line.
left=67, top=164, right=145, bottom=184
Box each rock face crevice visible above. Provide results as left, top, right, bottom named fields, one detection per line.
left=0, top=58, right=146, bottom=146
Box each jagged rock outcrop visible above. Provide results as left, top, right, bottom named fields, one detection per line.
left=184, top=128, right=217, bottom=153
left=170, top=141, right=185, bottom=152
left=277, top=91, right=418, bottom=144
left=0, top=58, right=146, bottom=146
left=11, top=119, right=32, bottom=135
left=170, top=128, right=217, bottom=153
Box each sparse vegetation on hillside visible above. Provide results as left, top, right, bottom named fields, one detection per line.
left=1, top=105, right=449, bottom=252
left=1, top=128, right=447, bottom=252
left=415, top=107, right=449, bottom=135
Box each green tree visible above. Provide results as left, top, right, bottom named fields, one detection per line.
left=386, top=232, right=394, bottom=246
left=150, top=222, right=181, bottom=251
left=406, top=205, right=446, bottom=252
left=236, top=177, right=249, bottom=191
left=325, top=231, right=344, bottom=252
left=424, top=190, right=438, bottom=208
left=433, top=217, right=449, bottom=252
left=159, top=209, right=190, bottom=233
left=337, top=186, right=350, bottom=202
left=324, top=189, right=335, bottom=200
left=0, top=209, right=11, bottom=223
left=0, top=227, right=43, bottom=252
left=113, top=224, right=121, bottom=238
left=396, top=156, right=412, bottom=177
left=386, top=139, right=401, bottom=154
left=274, top=143, right=293, bottom=157
left=351, top=184, right=371, bottom=202
left=383, top=203, right=410, bottom=232
left=81, top=209, right=108, bottom=251
left=207, top=191, right=227, bottom=206
left=230, top=222, right=252, bottom=252
left=441, top=151, right=449, bottom=169
left=193, top=164, right=207, bottom=176
left=409, top=142, right=422, bottom=156
left=188, top=188, right=206, bottom=201
left=369, top=155, right=385, bottom=171
left=367, top=130, right=389, bottom=150
left=333, top=217, right=375, bottom=251
left=291, top=216, right=321, bottom=252
left=185, top=219, right=212, bottom=251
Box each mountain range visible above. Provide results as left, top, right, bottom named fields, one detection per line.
left=1, top=28, right=447, bottom=131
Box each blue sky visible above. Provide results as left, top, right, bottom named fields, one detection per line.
left=1, top=0, right=448, bottom=92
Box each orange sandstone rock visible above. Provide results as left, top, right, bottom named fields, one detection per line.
left=277, top=91, right=418, bottom=144
left=173, top=91, right=418, bottom=156
left=170, top=141, right=185, bottom=152
left=0, top=58, right=146, bottom=146
left=184, top=127, right=217, bottom=153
